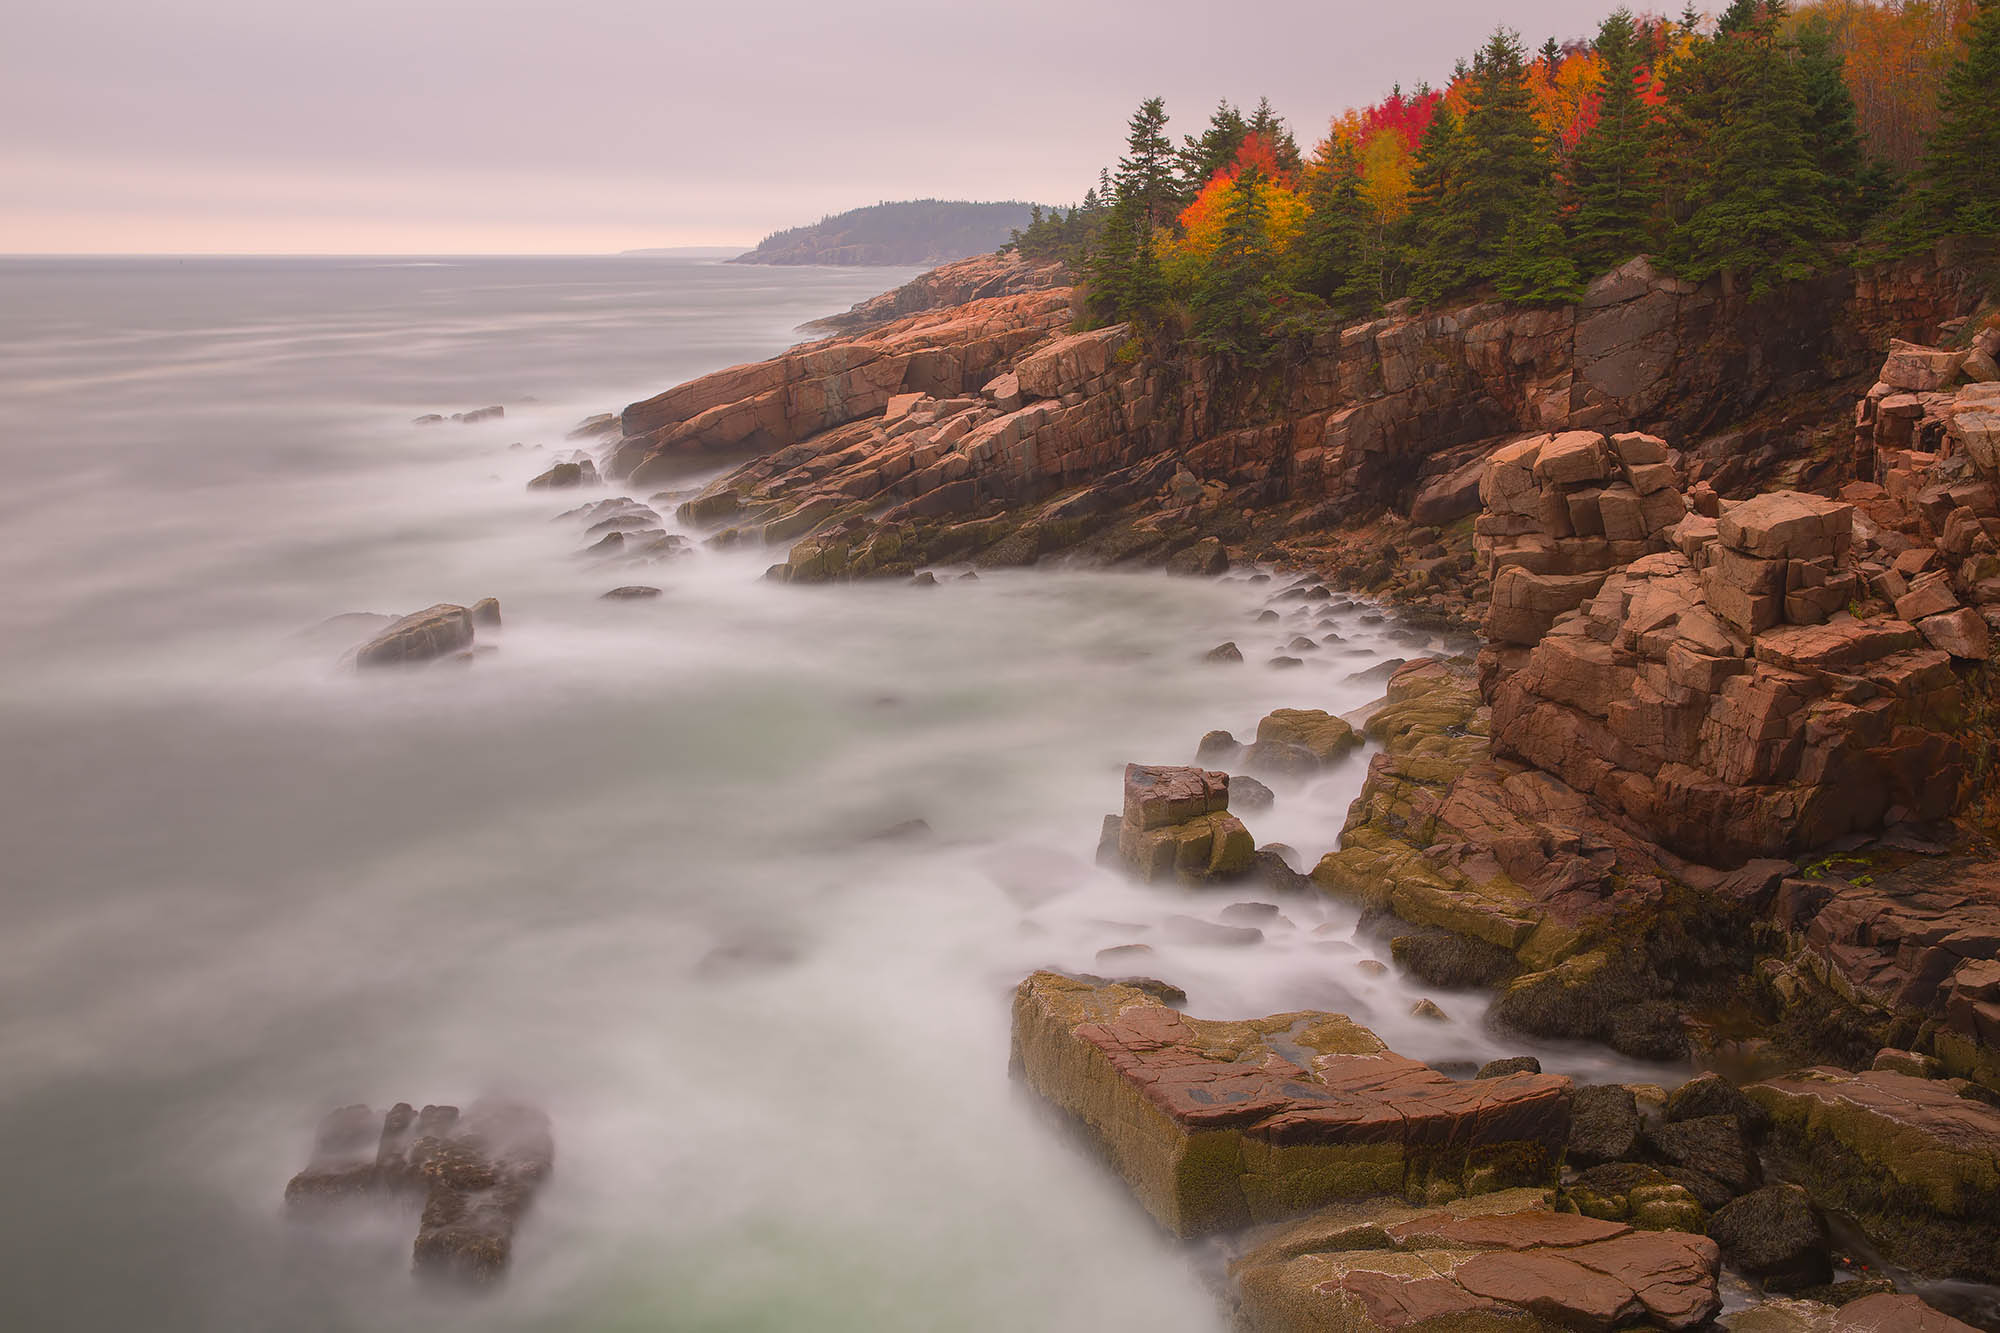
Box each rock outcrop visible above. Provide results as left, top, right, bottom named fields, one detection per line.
left=610, top=288, right=1075, bottom=489
left=285, top=1100, right=553, bottom=1281
left=1009, top=972, right=1571, bottom=1238
left=803, top=253, right=1069, bottom=334
left=1229, top=1187, right=1722, bottom=1333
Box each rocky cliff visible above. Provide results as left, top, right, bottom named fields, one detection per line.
left=599, top=245, right=1978, bottom=598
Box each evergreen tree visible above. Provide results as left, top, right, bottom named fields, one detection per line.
left=1569, top=8, right=1659, bottom=275
left=1406, top=28, right=1556, bottom=305
left=1665, top=1, right=1837, bottom=296
left=1911, top=0, right=2000, bottom=238
left=1498, top=182, right=1585, bottom=303
left=1793, top=16, right=1871, bottom=232
left=1245, top=97, right=1306, bottom=177
left=1115, top=97, right=1179, bottom=230
left=1288, top=137, right=1373, bottom=316
left=1087, top=98, right=1176, bottom=323
left=1177, top=101, right=1247, bottom=202
left=1403, top=100, right=1473, bottom=304
left=1193, top=164, right=1280, bottom=359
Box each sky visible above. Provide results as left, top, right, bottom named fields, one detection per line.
left=1, top=0, right=1629, bottom=255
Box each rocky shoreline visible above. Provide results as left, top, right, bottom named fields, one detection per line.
left=325, top=248, right=2000, bottom=1331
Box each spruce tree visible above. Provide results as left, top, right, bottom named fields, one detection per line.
left=1792, top=12, right=1874, bottom=232
left=1569, top=8, right=1659, bottom=276
left=1087, top=98, right=1176, bottom=324
left=1177, top=102, right=1247, bottom=202
left=1289, top=138, right=1373, bottom=316
left=1407, top=28, right=1556, bottom=305
left=1665, top=2, right=1837, bottom=296
left=1498, top=182, right=1585, bottom=304
left=1194, top=165, right=1279, bottom=359
left=1912, top=0, right=2000, bottom=238
left=1246, top=97, right=1306, bottom=177
left=1404, top=101, right=1473, bottom=305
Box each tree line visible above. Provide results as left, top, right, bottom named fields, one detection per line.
left=1004, top=0, right=1999, bottom=361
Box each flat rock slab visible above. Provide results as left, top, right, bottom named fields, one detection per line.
left=1230, top=1188, right=1721, bottom=1333
left=1748, top=1066, right=2000, bottom=1280
left=1010, top=972, right=1570, bottom=1237
left=285, top=1099, right=552, bottom=1282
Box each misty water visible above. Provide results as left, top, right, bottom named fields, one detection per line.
left=0, top=256, right=1669, bottom=1331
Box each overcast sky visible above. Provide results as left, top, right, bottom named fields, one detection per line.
left=2, top=0, right=1628, bottom=254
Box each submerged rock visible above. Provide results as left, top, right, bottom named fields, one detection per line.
left=355, top=604, right=477, bottom=668
left=285, top=1099, right=552, bottom=1282
left=601, top=585, right=662, bottom=600
left=1009, top=971, right=1571, bottom=1237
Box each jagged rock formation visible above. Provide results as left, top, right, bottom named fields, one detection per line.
left=610, top=288, right=1074, bottom=491
left=1009, top=972, right=1571, bottom=1238
left=285, top=1100, right=553, bottom=1281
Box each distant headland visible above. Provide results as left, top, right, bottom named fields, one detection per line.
left=727, top=199, right=1043, bottom=266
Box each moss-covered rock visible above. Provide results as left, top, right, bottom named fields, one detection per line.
left=1010, top=972, right=1572, bottom=1238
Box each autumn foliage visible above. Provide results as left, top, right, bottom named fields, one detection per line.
left=1038, top=0, right=2000, bottom=355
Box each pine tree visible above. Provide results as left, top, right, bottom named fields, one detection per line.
left=1194, top=164, right=1280, bottom=359
left=1115, top=97, right=1178, bottom=231
left=1569, top=8, right=1659, bottom=275
left=1289, top=137, right=1373, bottom=316
left=1665, top=2, right=1837, bottom=296
left=1911, top=0, right=2000, bottom=238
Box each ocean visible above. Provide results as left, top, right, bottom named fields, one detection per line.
left=0, top=255, right=1658, bottom=1331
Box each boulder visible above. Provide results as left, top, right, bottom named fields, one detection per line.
left=1716, top=492, right=1853, bottom=562
left=1231, top=1190, right=1721, bottom=1333
left=1243, top=708, right=1361, bottom=778
left=1707, top=1184, right=1830, bottom=1292
left=355, top=604, right=476, bottom=668
left=1114, top=764, right=1254, bottom=882
left=1011, top=972, right=1572, bottom=1237
left=1880, top=339, right=1967, bottom=393
left=1205, top=642, right=1244, bottom=664
left=528, top=459, right=598, bottom=489
left=1664, top=1074, right=1768, bottom=1136
left=285, top=1100, right=553, bottom=1282
left=468, top=597, right=502, bottom=628
left=1644, top=1115, right=1759, bottom=1197
left=1918, top=606, right=1990, bottom=659
left=1477, top=1057, right=1543, bottom=1079
left=1568, top=1084, right=1643, bottom=1168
